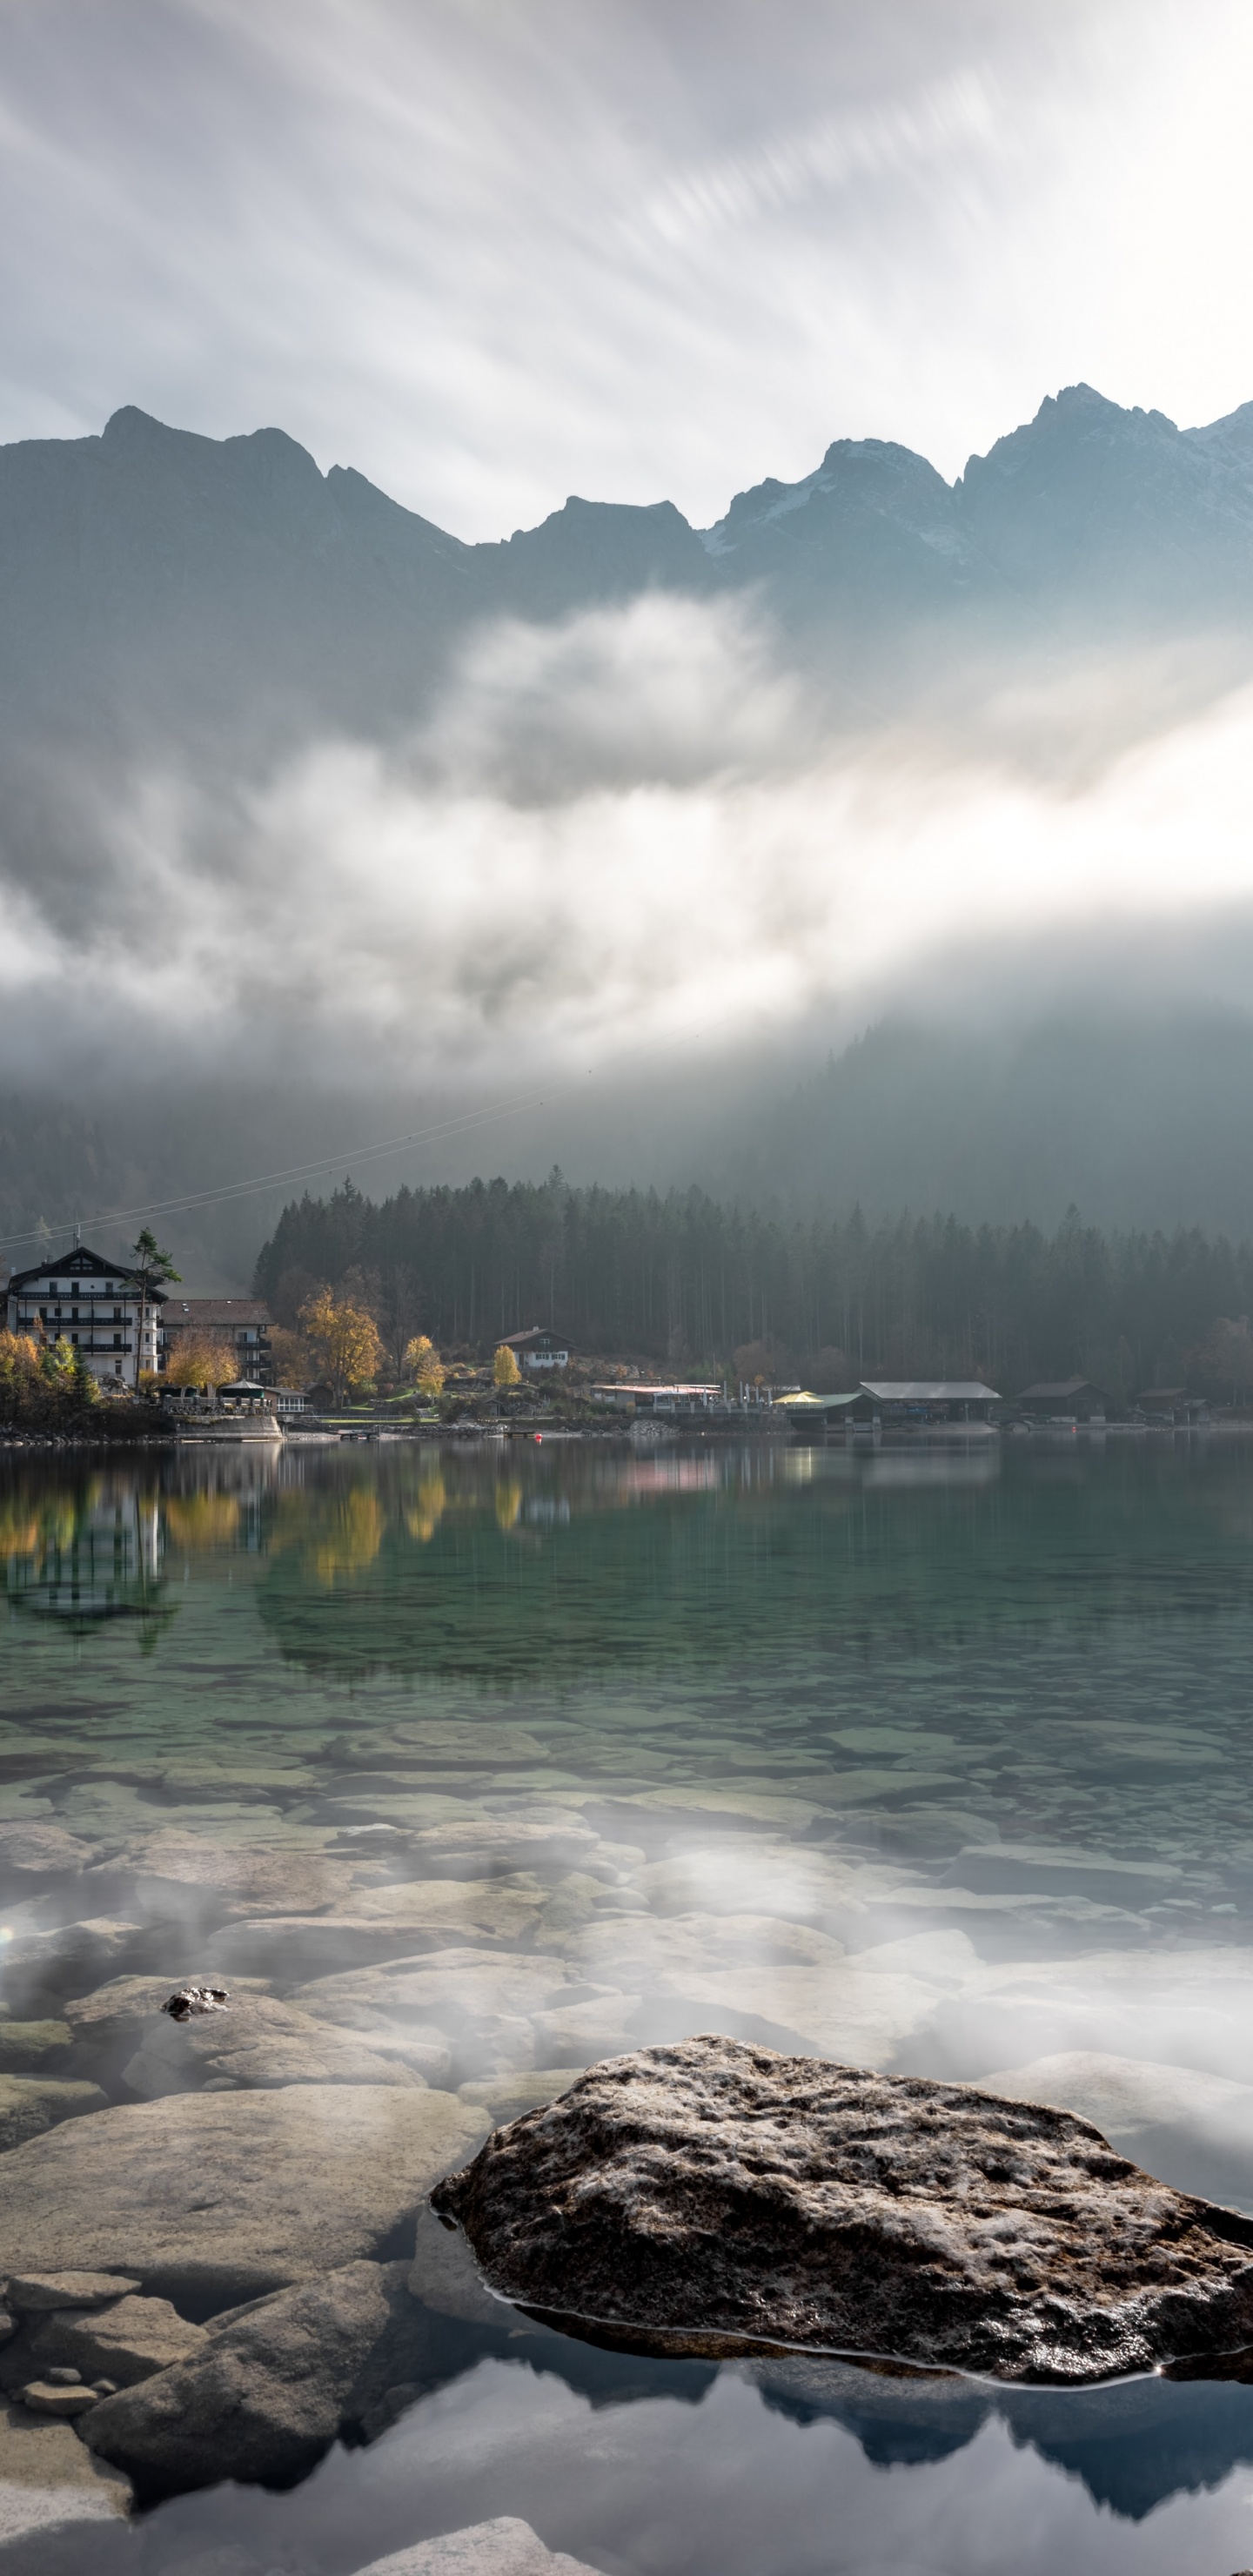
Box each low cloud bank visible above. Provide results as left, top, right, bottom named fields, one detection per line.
left=4, top=591, right=1253, bottom=1097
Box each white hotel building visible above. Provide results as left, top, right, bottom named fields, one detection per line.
left=5, top=1244, right=165, bottom=1388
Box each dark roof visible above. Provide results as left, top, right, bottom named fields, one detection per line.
left=8, top=1244, right=167, bottom=1300
left=1019, top=1379, right=1110, bottom=1400
left=164, top=1298, right=269, bottom=1328
left=501, top=1326, right=568, bottom=1350
left=1136, top=1387, right=1190, bottom=1402
left=860, top=1380, right=1000, bottom=1402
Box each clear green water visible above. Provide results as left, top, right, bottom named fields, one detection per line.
left=7, top=1434, right=1253, bottom=2573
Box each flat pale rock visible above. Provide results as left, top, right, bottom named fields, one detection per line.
left=565, top=1915, right=968, bottom=2065
left=353, top=1882, right=546, bottom=1936
left=325, top=1724, right=545, bottom=1767
left=982, top=2051, right=1253, bottom=2142
left=64, top=1975, right=272, bottom=2078
left=0, top=2076, right=107, bottom=2151
left=0, top=2086, right=486, bottom=2306
left=211, top=1887, right=549, bottom=1982
left=7, top=2273, right=141, bottom=2311
left=207, top=1918, right=472, bottom=1978
left=432, top=2036, right=1253, bottom=2385
left=457, top=2072, right=586, bottom=2127
left=1, top=2293, right=207, bottom=2393
left=84, top=2259, right=419, bottom=2495
left=408, top=1818, right=600, bottom=1869
left=0, top=2020, right=73, bottom=2074
left=530, top=1995, right=642, bottom=2063
left=350, top=2519, right=601, bottom=2576
left=128, top=1833, right=358, bottom=1915
left=119, top=1993, right=424, bottom=2096
left=0, top=1823, right=93, bottom=1875
left=293, top=1950, right=573, bottom=2034
left=0, top=2397, right=131, bottom=2541
left=64, top=1974, right=269, bottom=2043
left=19, top=2379, right=97, bottom=2417
left=7, top=1920, right=142, bottom=1976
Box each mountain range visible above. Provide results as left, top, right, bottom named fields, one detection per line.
left=7, top=381, right=1253, bottom=770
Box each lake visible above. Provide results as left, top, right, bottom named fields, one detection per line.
left=5, top=1432, right=1253, bottom=2575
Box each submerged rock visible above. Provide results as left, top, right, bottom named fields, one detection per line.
left=0, top=2086, right=487, bottom=2305
left=351, top=2519, right=603, bottom=2575
left=0, top=2076, right=108, bottom=2152
left=121, top=1989, right=425, bottom=2097
left=6, top=2274, right=141, bottom=2311
left=0, top=2021, right=73, bottom=2075
left=0, top=2395, right=131, bottom=2541
left=431, top=2036, right=1253, bottom=2385
left=19, top=2379, right=97, bottom=2418
left=0, top=2291, right=207, bottom=2394
left=0, top=1823, right=93, bottom=1876
left=82, top=2259, right=446, bottom=2496
left=408, top=2204, right=506, bottom=2326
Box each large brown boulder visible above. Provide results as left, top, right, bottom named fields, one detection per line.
left=431, top=2036, right=1253, bottom=2385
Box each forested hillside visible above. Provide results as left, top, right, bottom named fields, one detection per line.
left=254, top=1177, right=1253, bottom=1398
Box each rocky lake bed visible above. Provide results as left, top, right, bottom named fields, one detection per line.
left=9, top=1444, right=1253, bottom=2571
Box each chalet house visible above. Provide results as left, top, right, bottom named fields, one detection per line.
left=500, top=1326, right=570, bottom=1371
left=5, top=1244, right=164, bottom=1389
left=1019, top=1378, right=1112, bottom=1423
left=159, top=1298, right=274, bottom=1384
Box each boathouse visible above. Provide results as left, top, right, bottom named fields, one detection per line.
left=1019, top=1378, right=1111, bottom=1423
left=855, top=1380, right=1000, bottom=1422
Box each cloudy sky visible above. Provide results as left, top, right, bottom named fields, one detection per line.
left=3, top=0, right=1253, bottom=536
left=7, top=0, right=1253, bottom=1254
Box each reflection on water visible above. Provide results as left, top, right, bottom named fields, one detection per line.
left=8, top=1438, right=1253, bottom=2570
left=3, top=1472, right=168, bottom=1639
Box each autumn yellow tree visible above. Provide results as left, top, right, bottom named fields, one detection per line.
left=268, top=1325, right=314, bottom=1389
left=403, top=1334, right=446, bottom=1398
left=0, top=1332, right=40, bottom=1397
left=493, top=1343, right=522, bottom=1389
left=298, top=1287, right=383, bottom=1403
left=163, top=1332, right=237, bottom=1390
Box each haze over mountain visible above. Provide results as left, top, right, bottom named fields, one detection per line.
left=9, top=380, right=1253, bottom=1279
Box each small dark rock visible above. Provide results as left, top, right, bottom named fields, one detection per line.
left=45, top=2367, right=81, bottom=2385
left=161, top=1986, right=230, bottom=2023
left=431, top=2035, right=1253, bottom=2386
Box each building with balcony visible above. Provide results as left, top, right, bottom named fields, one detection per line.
left=5, top=1244, right=164, bottom=1388
left=158, top=1297, right=274, bottom=1383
